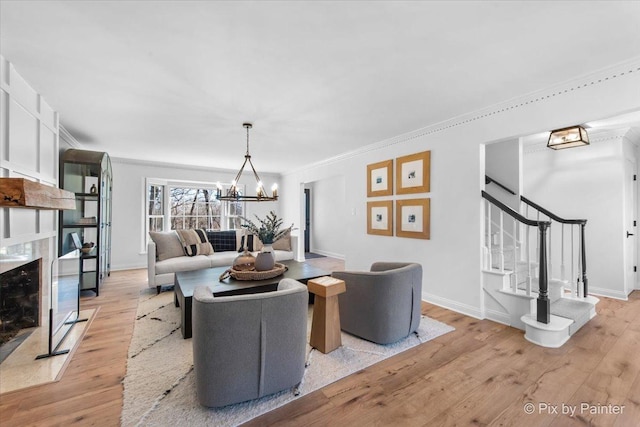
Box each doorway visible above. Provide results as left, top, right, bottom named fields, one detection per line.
left=304, top=188, right=311, bottom=253
left=624, top=155, right=638, bottom=292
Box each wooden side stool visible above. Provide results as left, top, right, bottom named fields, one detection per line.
left=308, top=276, right=346, bottom=354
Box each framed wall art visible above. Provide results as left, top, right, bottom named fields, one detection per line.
left=396, top=151, right=430, bottom=195
left=395, top=198, right=430, bottom=239
left=367, top=159, right=393, bottom=197
left=367, top=200, right=393, bottom=236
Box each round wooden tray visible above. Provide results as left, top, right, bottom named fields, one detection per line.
left=219, top=263, right=287, bottom=281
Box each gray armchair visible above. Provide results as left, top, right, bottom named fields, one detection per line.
left=332, top=262, right=422, bottom=344
left=192, top=278, right=308, bottom=407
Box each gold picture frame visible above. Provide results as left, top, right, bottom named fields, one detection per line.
left=367, top=159, right=393, bottom=197
left=395, top=198, right=430, bottom=239
left=396, top=151, right=430, bottom=195
left=367, top=200, right=393, bottom=236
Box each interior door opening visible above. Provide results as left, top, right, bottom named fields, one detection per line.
left=304, top=188, right=311, bottom=253
left=624, top=156, right=638, bottom=293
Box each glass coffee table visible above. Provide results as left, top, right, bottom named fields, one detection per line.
left=174, top=260, right=330, bottom=338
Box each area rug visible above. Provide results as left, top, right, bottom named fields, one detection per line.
left=121, top=288, right=454, bottom=427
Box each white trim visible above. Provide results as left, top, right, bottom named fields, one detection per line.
left=0, top=57, right=58, bottom=134
left=142, top=177, right=170, bottom=253
left=285, top=56, right=640, bottom=176
left=422, top=291, right=484, bottom=320
left=588, top=286, right=629, bottom=301
left=0, top=164, right=57, bottom=185
left=59, top=125, right=82, bottom=148
left=112, top=156, right=282, bottom=179
left=142, top=179, right=247, bottom=249
left=521, top=313, right=573, bottom=348
left=484, top=309, right=511, bottom=326
left=110, top=263, right=146, bottom=272
left=1, top=230, right=57, bottom=248
left=308, top=249, right=345, bottom=260
left=626, top=128, right=640, bottom=145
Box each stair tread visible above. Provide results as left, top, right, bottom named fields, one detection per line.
left=550, top=298, right=593, bottom=321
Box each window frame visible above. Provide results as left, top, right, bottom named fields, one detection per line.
left=143, top=178, right=246, bottom=252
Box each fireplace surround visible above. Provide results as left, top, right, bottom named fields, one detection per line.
left=0, top=259, right=41, bottom=346
left=0, top=239, right=52, bottom=355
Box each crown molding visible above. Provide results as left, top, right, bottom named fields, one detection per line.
left=285, top=56, right=640, bottom=176
left=59, top=125, right=83, bottom=149
left=625, top=127, right=640, bottom=144
left=110, top=156, right=281, bottom=178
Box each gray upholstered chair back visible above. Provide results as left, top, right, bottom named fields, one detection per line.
left=332, top=262, right=422, bottom=344
left=192, top=278, right=308, bottom=407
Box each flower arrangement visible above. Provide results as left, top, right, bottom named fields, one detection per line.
left=241, top=211, right=292, bottom=245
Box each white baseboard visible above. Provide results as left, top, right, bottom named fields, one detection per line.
left=309, top=249, right=345, bottom=260
left=484, top=308, right=511, bottom=326
left=422, top=291, right=484, bottom=320
left=588, top=286, right=629, bottom=301
left=110, top=263, right=146, bottom=272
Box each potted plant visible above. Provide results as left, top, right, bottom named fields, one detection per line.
left=241, top=211, right=292, bottom=271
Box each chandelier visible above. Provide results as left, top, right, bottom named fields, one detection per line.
left=216, top=123, right=278, bottom=202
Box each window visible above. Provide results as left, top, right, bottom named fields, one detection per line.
left=170, top=187, right=221, bottom=230
left=225, top=196, right=244, bottom=230
left=144, top=180, right=245, bottom=248
left=147, top=184, right=165, bottom=233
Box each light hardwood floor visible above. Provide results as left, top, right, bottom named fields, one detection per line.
left=1, top=259, right=639, bottom=426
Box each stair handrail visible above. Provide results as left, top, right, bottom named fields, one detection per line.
left=481, top=191, right=545, bottom=227
left=520, top=195, right=589, bottom=298
left=485, top=175, right=516, bottom=195
left=482, top=190, right=551, bottom=324
left=520, top=196, right=586, bottom=225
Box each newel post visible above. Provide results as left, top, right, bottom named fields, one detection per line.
left=581, top=222, right=588, bottom=297
left=537, top=222, right=550, bottom=324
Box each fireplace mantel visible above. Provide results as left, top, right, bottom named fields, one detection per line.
left=0, top=178, right=75, bottom=210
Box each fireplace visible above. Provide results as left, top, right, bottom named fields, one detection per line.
left=0, top=259, right=41, bottom=346
left=0, top=239, right=51, bottom=358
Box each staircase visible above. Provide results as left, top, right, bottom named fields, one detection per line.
left=481, top=182, right=598, bottom=348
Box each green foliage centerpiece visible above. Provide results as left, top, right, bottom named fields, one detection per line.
left=241, top=211, right=291, bottom=245
left=241, top=211, right=292, bottom=271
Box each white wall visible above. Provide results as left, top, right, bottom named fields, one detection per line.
left=523, top=132, right=629, bottom=299
left=306, top=175, right=346, bottom=258
left=283, top=129, right=485, bottom=317
left=282, top=59, right=640, bottom=317
left=0, top=56, right=59, bottom=245
left=485, top=139, right=521, bottom=210
left=623, top=135, right=640, bottom=292
left=0, top=55, right=60, bottom=325
left=109, top=158, right=281, bottom=271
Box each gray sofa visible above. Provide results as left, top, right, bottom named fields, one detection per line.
left=332, top=262, right=422, bottom=344
left=192, top=278, right=308, bottom=407
left=147, top=229, right=296, bottom=293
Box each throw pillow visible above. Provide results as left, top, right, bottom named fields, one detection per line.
left=149, top=231, right=184, bottom=261
left=176, top=229, right=214, bottom=257
left=272, top=229, right=292, bottom=251
left=206, top=230, right=237, bottom=252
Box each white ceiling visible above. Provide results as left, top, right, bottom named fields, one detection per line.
left=2, top=1, right=640, bottom=173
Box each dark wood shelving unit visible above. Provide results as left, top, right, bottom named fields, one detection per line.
left=59, top=149, right=112, bottom=296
